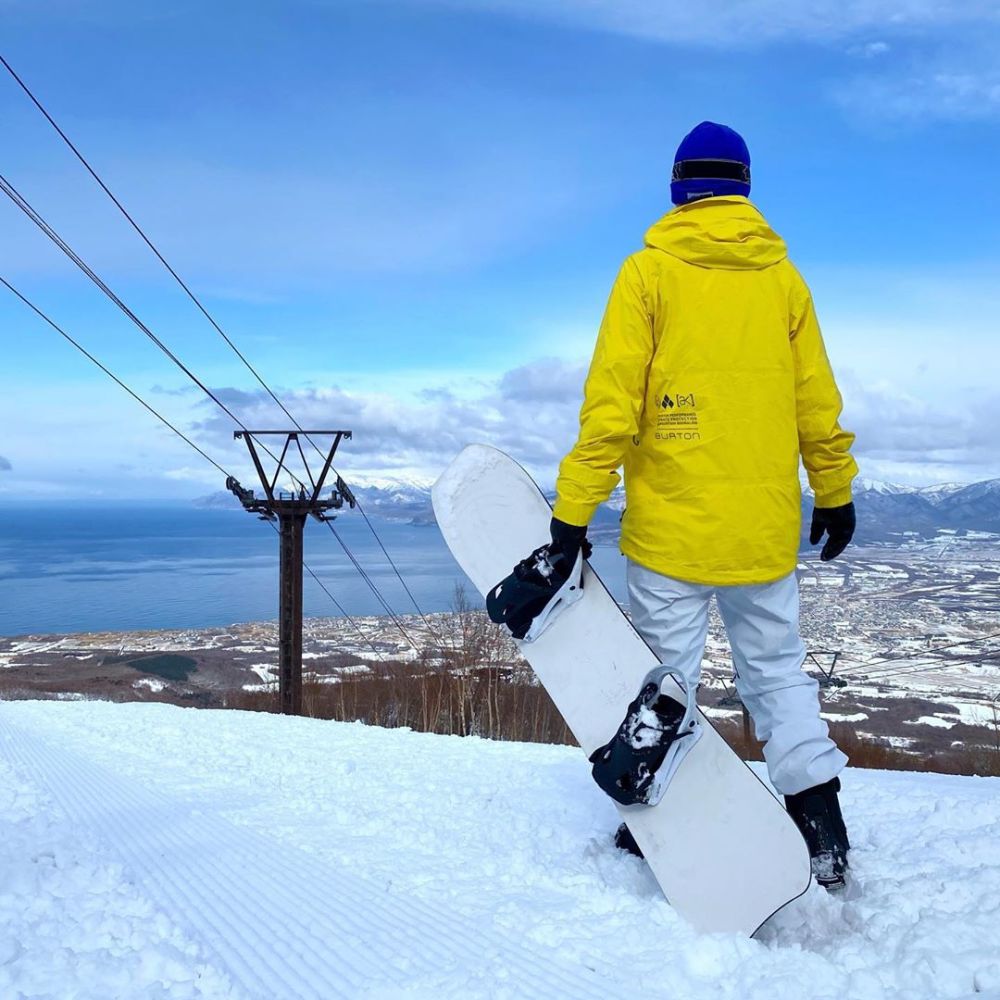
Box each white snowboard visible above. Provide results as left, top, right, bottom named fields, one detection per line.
left=432, top=444, right=811, bottom=936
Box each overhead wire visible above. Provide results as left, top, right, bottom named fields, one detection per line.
left=0, top=53, right=440, bottom=644
left=812, top=630, right=1000, bottom=706
left=325, top=521, right=423, bottom=647
left=0, top=53, right=300, bottom=430
left=0, top=273, right=391, bottom=663
left=851, top=646, right=1000, bottom=685
left=0, top=274, right=228, bottom=478
left=842, top=629, right=1000, bottom=680
left=2, top=172, right=420, bottom=649
left=0, top=171, right=305, bottom=491
left=0, top=170, right=418, bottom=645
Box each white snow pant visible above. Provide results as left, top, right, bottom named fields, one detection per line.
left=626, top=561, right=847, bottom=796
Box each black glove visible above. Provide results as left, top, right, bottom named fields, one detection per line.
left=549, top=517, right=592, bottom=566
left=809, top=502, right=856, bottom=561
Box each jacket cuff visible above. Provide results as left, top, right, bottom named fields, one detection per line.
left=814, top=483, right=853, bottom=508
left=552, top=497, right=596, bottom=527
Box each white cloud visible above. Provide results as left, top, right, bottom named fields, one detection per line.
left=400, top=0, right=999, bottom=46
left=192, top=360, right=588, bottom=487
left=399, top=0, right=999, bottom=125
left=849, top=40, right=891, bottom=58
left=839, top=374, right=1000, bottom=478
left=837, top=67, right=1000, bottom=121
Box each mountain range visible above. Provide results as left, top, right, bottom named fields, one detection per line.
left=841, top=477, right=1000, bottom=540
left=197, top=475, right=1000, bottom=542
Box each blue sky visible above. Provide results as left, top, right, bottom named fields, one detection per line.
left=2, top=0, right=999, bottom=497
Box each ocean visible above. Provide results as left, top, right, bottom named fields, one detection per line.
left=0, top=503, right=629, bottom=637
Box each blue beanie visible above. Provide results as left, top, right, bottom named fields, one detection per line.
left=670, top=121, right=751, bottom=206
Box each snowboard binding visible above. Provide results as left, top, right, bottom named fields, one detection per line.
left=589, top=666, right=702, bottom=808
left=486, top=540, right=589, bottom=642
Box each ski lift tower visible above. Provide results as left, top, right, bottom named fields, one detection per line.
left=227, top=430, right=355, bottom=715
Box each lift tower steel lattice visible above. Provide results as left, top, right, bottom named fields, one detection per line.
left=227, top=430, right=355, bottom=715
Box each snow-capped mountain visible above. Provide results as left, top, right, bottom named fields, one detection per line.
left=915, top=482, right=969, bottom=505
left=197, top=474, right=1000, bottom=540
left=933, top=478, right=1000, bottom=523
left=347, top=477, right=439, bottom=525
left=852, top=478, right=914, bottom=496
left=804, top=477, right=1000, bottom=539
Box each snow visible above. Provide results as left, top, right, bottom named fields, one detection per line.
left=908, top=715, right=957, bottom=729
left=2, top=700, right=1000, bottom=999
left=820, top=711, right=869, bottom=723
left=0, top=738, right=238, bottom=999
left=134, top=677, right=166, bottom=693
left=855, top=478, right=911, bottom=496
left=942, top=702, right=995, bottom=727
left=702, top=706, right=742, bottom=719
left=347, top=472, right=436, bottom=493
left=918, top=482, right=968, bottom=502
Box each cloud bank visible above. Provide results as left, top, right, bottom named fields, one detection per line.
left=191, top=358, right=1000, bottom=489
left=7, top=356, right=1000, bottom=498
left=195, top=358, right=588, bottom=487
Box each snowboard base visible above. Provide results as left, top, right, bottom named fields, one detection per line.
left=432, top=445, right=811, bottom=935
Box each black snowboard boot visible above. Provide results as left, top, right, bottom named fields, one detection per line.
left=614, top=822, right=644, bottom=859
left=785, top=777, right=850, bottom=890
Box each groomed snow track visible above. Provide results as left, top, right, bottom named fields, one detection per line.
left=0, top=711, right=614, bottom=1000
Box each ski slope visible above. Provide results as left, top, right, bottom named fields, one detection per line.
left=1, top=702, right=998, bottom=999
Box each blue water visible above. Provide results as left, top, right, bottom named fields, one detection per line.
left=0, top=504, right=628, bottom=636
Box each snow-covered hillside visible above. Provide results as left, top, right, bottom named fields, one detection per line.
left=1, top=701, right=999, bottom=999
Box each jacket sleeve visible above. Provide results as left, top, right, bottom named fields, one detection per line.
left=553, top=257, right=653, bottom=526
left=789, top=270, right=858, bottom=508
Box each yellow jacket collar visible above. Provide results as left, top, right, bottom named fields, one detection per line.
left=645, top=196, right=788, bottom=270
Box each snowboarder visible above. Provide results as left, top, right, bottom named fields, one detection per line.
left=551, top=121, right=857, bottom=888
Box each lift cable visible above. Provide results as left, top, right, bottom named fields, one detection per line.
left=848, top=645, right=1000, bottom=685
left=0, top=53, right=297, bottom=430
left=325, top=520, right=419, bottom=647
left=841, top=629, right=1000, bottom=680
left=0, top=52, right=438, bottom=640
left=0, top=173, right=421, bottom=647
left=0, top=273, right=391, bottom=663
left=0, top=171, right=306, bottom=492
left=0, top=274, right=228, bottom=478
left=298, top=555, right=392, bottom=663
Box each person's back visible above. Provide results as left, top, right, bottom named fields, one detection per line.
left=556, top=167, right=855, bottom=585
left=551, top=121, right=858, bottom=888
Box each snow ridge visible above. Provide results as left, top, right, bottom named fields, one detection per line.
left=0, top=711, right=614, bottom=1000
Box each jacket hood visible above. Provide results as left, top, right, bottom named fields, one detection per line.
left=644, top=196, right=787, bottom=270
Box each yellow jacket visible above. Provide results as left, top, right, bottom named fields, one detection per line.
left=554, top=196, right=857, bottom=586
